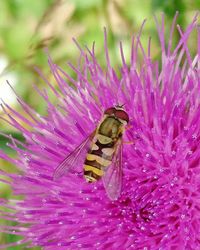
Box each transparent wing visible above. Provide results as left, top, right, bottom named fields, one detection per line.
left=102, top=139, right=123, bottom=201
left=53, top=132, right=94, bottom=181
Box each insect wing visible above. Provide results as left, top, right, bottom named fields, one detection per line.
left=53, top=133, right=94, bottom=181
left=102, top=139, right=123, bottom=200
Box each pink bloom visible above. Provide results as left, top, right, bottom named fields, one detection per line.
left=1, top=14, right=200, bottom=249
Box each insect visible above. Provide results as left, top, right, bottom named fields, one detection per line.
left=53, top=105, right=129, bottom=200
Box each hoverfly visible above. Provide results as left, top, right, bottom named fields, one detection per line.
left=53, top=105, right=129, bottom=200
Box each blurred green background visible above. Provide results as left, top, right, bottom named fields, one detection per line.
left=0, top=0, right=199, bottom=249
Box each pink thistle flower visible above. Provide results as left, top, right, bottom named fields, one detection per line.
left=1, top=14, right=200, bottom=249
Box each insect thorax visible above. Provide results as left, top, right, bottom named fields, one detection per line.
left=98, top=116, right=122, bottom=139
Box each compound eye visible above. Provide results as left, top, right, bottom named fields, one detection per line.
left=104, top=107, right=116, bottom=115
left=115, top=110, right=129, bottom=123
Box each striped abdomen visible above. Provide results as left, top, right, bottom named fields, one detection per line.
left=84, top=134, right=115, bottom=183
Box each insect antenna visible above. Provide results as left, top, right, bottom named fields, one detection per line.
left=115, top=103, right=126, bottom=109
